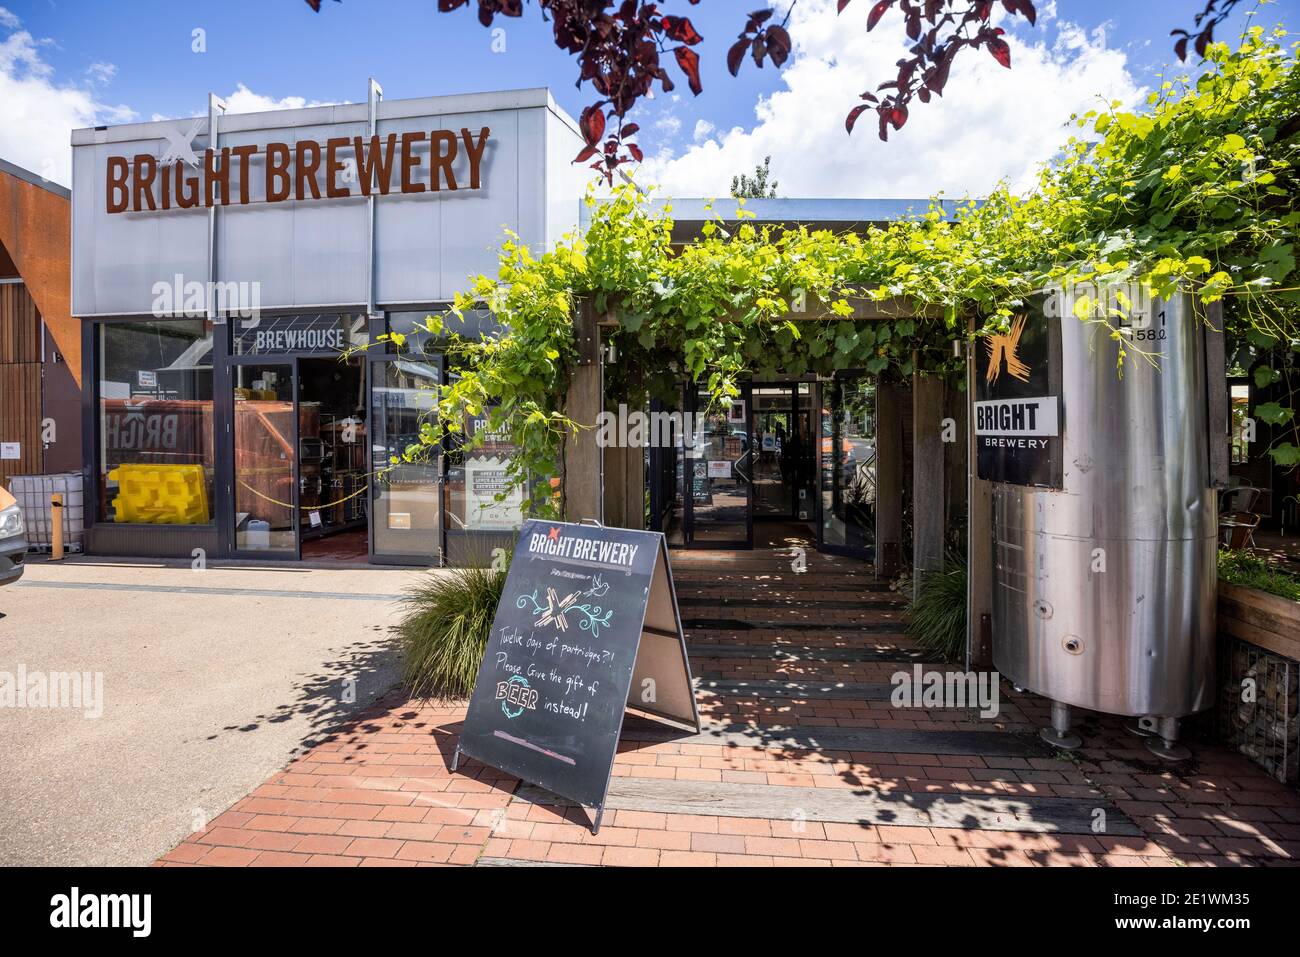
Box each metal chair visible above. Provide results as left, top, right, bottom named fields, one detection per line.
left=1219, top=510, right=1261, bottom=550
left=1221, top=485, right=1262, bottom=514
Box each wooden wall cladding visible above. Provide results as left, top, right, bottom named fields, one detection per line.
left=0, top=282, right=41, bottom=363
left=0, top=281, right=43, bottom=487
left=0, top=362, right=41, bottom=488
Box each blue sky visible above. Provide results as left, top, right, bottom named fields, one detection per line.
left=3, top=0, right=1296, bottom=194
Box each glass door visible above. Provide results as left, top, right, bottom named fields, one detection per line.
left=819, top=374, right=876, bottom=559
left=231, top=361, right=298, bottom=556
left=369, top=356, right=443, bottom=564
left=683, top=382, right=753, bottom=547
left=751, top=385, right=795, bottom=518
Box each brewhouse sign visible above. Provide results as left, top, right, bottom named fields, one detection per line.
left=974, top=293, right=1064, bottom=488
left=105, top=126, right=490, bottom=214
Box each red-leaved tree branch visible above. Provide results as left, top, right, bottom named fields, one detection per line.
left=304, top=0, right=1244, bottom=177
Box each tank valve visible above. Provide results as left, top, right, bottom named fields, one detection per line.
left=1144, top=716, right=1191, bottom=761
left=1040, top=700, right=1082, bottom=750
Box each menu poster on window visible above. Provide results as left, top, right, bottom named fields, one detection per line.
left=463, top=455, right=524, bottom=529
left=454, top=520, right=699, bottom=830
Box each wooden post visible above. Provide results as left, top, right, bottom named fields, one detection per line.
left=965, top=318, right=994, bottom=670
left=874, top=379, right=904, bottom=577
left=911, top=368, right=945, bottom=600
left=562, top=301, right=603, bottom=523
left=622, top=444, right=645, bottom=530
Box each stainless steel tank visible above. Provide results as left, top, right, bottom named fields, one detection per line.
left=990, top=290, right=1218, bottom=725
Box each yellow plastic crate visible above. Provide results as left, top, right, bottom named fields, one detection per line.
left=107, top=464, right=210, bottom=524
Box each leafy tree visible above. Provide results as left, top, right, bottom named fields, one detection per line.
left=731, top=156, right=780, bottom=199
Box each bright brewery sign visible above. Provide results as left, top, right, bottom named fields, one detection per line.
left=974, top=292, right=1064, bottom=489
left=104, top=125, right=491, bottom=214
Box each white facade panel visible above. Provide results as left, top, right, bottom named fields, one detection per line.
left=72, top=136, right=209, bottom=316
left=72, top=88, right=584, bottom=317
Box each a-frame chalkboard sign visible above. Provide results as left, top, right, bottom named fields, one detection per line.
left=452, top=519, right=700, bottom=832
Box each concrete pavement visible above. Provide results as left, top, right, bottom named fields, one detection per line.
left=0, top=555, right=436, bottom=866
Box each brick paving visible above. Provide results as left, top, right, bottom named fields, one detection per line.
left=161, top=538, right=1300, bottom=867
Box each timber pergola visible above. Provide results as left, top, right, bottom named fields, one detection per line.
left=562, top=281, right=993, bottom=668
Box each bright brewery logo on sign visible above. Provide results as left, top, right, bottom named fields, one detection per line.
left=527, top=525, right=642, bottom=568
left=974, top=399, right=1059, bottom=447
left=104, top=124, right=491, bottom=214
left=984, top=313, right=1031, bottom=387
left=975, top=310, right=1058, bottom=449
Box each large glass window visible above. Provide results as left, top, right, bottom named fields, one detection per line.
left=371, top=359, right=442, bottom=559
left=386, top=308, right=499, bottom=358
left=97, top=320, right=214, bottom=524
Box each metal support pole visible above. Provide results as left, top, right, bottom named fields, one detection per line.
left=1145, top=716, right=1191, bottom=761
left=206, top=94, right=226, bottom=324
left=1040, top=699, right=1081, bottom=750
left=365, top=78, right=383, bottom=320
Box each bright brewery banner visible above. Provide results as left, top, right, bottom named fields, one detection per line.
left=974, top=292, right=1064, bottom=488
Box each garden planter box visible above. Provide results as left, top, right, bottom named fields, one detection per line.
left=1219, top=582, right=1300, bottom=662
left=1216, top=581, right=1300, bottom=785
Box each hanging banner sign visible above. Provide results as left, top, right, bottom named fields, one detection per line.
left=454, top=520, right=699, bottom=831
left=974, top=292, right=1064, bottom=488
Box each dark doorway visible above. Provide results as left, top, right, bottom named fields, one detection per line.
left=296, top=356, right=368, bottom=562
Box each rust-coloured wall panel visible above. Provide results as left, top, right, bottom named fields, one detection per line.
left=0, top=166, right=75, bottom=385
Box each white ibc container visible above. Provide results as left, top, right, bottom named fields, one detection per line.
left=5, top=472, right=85, bottom=549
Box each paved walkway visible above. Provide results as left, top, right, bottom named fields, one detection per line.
left=162, top=541, right=1300, bottom=867
left=0, top=556, right=424, bottom=866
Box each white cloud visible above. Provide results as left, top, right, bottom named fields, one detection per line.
left=222, top=83, right=339, bottom=114
left=692, top=119, right=714, bottom=143
left=0, top=18, right=135, bottom=187
left=0, top=4, right=337, bottom=190
left=639, top=0, right=1145, bottom=200
left=653, top=112, right=682, bottom=137
left=85, top=61, right=116, bottom=85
